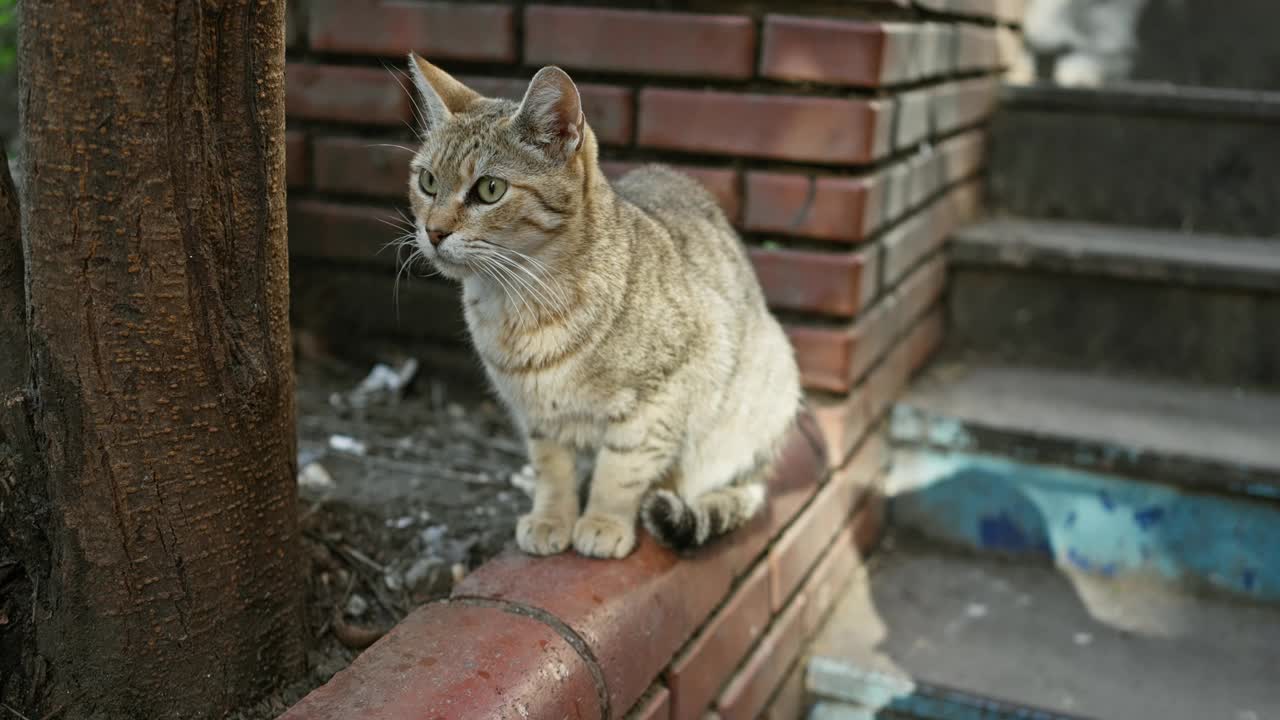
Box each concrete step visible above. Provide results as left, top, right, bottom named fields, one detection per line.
left=887, top=363, right=1280, bottom=602
left=806, top=538, right=1280, bottom=720
left=948, top=218, right=1280, bottom=387
left=988, top=84, right=1280, bottom=237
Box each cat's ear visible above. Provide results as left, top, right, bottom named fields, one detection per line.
left=513, top=67, right=585, bottom=163
left=407, top=53, right=479, bottom=132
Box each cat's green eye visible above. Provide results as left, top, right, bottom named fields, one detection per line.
left=418, top=169, right=438, bottom=196
left=475, top=176, right=508, bottom=204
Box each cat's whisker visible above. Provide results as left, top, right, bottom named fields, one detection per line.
left=480, top=250, right=566, bottom=313
left=481, top=243, right=571, bottom=310
left=499, top=251, right=570, bottom=307
left=376, top=215, right=417, bottom=235
left=474, top=256, right=529, bottom=326
left=379, top=233, right=417, bottom=255
left=385, top=64, right=430, bottom=133
left=485, top=256, right=538, bottom=326
left=367, top=143, right=417, bottom=154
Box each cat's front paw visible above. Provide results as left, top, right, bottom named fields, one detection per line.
left=516, top=512, right=575, bottom=555
left=572, top=513, right=637, bottom=559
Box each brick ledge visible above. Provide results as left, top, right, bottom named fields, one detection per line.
left=279, top=412, right=884, bottom=719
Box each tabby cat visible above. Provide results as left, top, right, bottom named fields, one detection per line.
left=405, top=55, right=801, bottom=559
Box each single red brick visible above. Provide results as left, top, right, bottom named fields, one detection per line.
left=881, top=211, right=934, bottom=289
left=937, top=130, right=988, bottom=184
left=743, top=173, right=876, bottom=242
left=286, top=131, right=309, bottom=189
left=525, top=5, right=755, bottom=79
left=627, top=685, right=671, bottom=720
left=892, top=256, right=947, bottom=339
left=454, top=414, right=824, bottom=715
left=714, top=595, right=809, bottom=720
left=866, top=341, right=912, bottom=423
left=638, top=89, right=890, bottom=166
left=810, top=388, right=872, bottom=469
left=286, top=63, right=410, bottom=126
left=787, top=325, right=853, bottom=394
left=760, top=660, right=809, bottom=720
left=768, top=434, right=882, bottom=611
left=749, top=246, right=878, bottom=318
left=906, top=307, right=945, bottom=375
left=932, top=78, right=999, bottom=134
left=603, top=162, right=741, bottom=224
left=853, top=488, right=887, bottom=554
left=460, top=76, right=635, bottom=147
left=312, top=136, right=412, bottom=199
left=917, top=23, right=953, bottom=79
left=666, top=562, right=772, bottom=720
left=882, top=181, right=980, bottom=288
left=800, top=525, right=861, bottom=637
left=954, top=25, right=1000, bottom=70
left=278, top=601, right=602, bottom=720
left=308, top=0, right=516, bottom=62
left=759, top=16, right=892, bottom=87
left=288, top=200, right=396, bottom=265
left=895, top=88, right=933, bottom=150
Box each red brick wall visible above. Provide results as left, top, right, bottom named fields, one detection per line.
left=282, top=2, right=1021, bottom=717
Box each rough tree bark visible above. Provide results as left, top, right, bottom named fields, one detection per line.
left=5, top=1, right=305, bottom=716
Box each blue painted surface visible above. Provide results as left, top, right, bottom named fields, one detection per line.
left=887, top=449, right=1280, bottom=601
left=808, top=660, right=1086, bottom=720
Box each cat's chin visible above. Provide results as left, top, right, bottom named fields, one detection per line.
left=428, top=257, right=472, bottom=280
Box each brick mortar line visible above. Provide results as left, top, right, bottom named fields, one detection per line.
left=445, top=595, right=613, bottom=719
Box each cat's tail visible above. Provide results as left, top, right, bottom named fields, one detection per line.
left=640, top=481, right=766, bottom=552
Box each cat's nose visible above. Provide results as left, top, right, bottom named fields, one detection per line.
left=427, top=228, right=452, bottom=247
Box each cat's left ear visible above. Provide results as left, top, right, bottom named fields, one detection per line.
left=513, top=67, right=585, bottom=163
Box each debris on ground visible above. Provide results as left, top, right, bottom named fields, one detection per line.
left=229, top=358, right=528, bottom=719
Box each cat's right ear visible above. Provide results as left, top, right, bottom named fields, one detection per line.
left=407, top=53, right=479, bottom=132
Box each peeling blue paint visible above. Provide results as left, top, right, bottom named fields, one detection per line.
left=1134, top=506, right=1165, bottom=530
left=888, top=449, right=1280, bottom=601
left=1098, top=490, right=1115, bottom=511
left=979, top=513, right=1039, bottom=553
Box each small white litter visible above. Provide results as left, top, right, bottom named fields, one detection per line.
left=297, top=462, right=336, bottom=490
left=1073, top=632, right=1093, bottom=646
left=509, top=464, right=537, bottom=497
left=328, top=434, right=368, bottom=456
left=344, top=594, right=369, bottom=618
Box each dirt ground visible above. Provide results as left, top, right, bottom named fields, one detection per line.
left=231, top=356, right=531, bottom=719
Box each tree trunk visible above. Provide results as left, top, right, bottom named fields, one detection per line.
left=14, top=1, right=304, bottom=717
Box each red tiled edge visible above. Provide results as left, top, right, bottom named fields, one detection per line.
left=452, top=412, right=826, bottom=715
left=716, top=489, right=886, bottom=720
left=665, top=561, right=772, bottom=720
left=627, top=685, right=671, bottom=720
left=278, top=601, right=603, bottom=720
